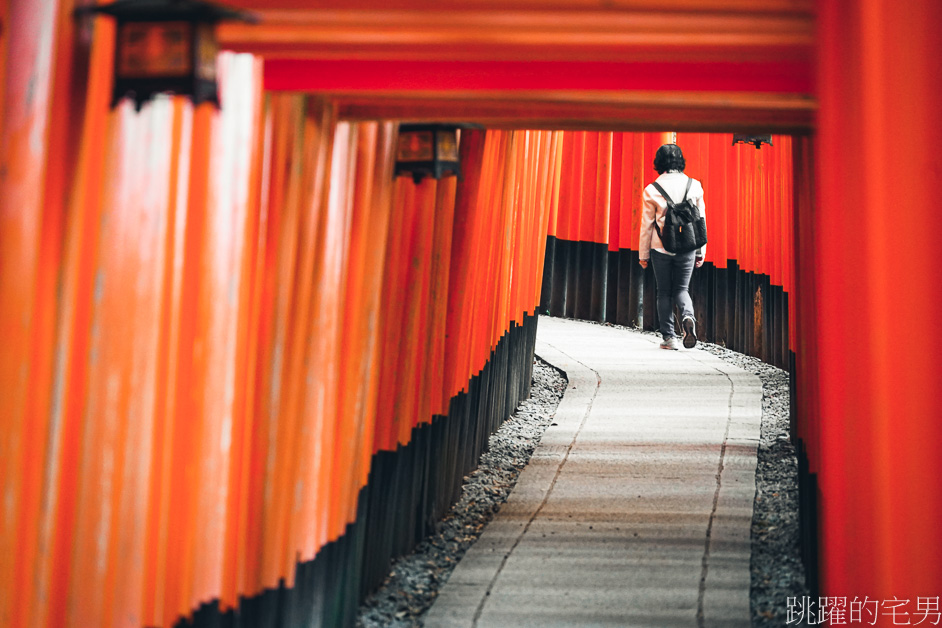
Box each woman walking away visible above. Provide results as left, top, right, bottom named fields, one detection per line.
left=638, top=144, right=706, bottom=350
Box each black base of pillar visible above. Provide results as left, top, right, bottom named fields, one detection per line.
left=171, top=314, right=541, bottom=628
left=539, top=237, right=792, bottom=369
left=797, top=438, right=820, bottom=600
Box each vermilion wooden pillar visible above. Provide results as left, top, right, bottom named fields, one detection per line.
left=816, top=0, right=942, bottom=601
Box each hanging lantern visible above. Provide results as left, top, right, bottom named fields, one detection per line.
left=732, top=134, right=774, bottom=149
left=80, top=0, right=257, bottom=110
left=394, top=124, right=462, bottom=184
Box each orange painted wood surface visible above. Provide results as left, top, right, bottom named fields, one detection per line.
left=0, top=27, right=559, bottom=624
left=549, top=130, right=796, bottom=334
left=239, top=2, right=814, bottom=132
left=815, top=0, right=942, bottom=603
left=551, top=131, right=794, bottom=275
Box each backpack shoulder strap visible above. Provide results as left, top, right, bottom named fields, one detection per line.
left=650, top=181, right=675, bottom=207
left=681, top=177, right=693, bottom=201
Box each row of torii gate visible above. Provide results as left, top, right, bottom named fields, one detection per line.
left=1, top=1, right=940, bottom=626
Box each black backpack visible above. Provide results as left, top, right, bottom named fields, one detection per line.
left=650, top=178, right=708, bottom=255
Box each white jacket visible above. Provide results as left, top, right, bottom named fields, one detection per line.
left=639, top=171, right=706, bottom=260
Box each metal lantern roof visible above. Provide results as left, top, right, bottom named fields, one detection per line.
left=86, top=0, right=257, bottom=23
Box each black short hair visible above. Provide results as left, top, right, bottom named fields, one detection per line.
left=653, top=144, right=686, bottom=174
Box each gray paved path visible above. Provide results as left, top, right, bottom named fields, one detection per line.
left=424, top=317, right=762, bottom=628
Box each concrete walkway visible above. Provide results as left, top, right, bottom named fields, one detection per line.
left=424, top=317, right=763, bottom=628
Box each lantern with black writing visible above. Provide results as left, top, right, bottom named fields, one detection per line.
left=394, top=124, right=462, bottom=184
left=85, top=0, right=256, bottom=110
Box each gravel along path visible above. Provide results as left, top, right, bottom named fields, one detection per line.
left=355, top=323, right=809, bottom=627
left=695, top=338, right=812, bottom=627
left=356, top=358, right=568, bottom=628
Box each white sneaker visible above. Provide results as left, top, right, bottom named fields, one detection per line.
left=660, top=337, right=681, bottom=350
left=682, top=317, right=697, bottom=349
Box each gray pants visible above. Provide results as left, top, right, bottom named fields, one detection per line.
left=650, top=249, right=696, bottom=339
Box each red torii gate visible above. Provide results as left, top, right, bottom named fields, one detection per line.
left=224, top=0, right=942, bottom=601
